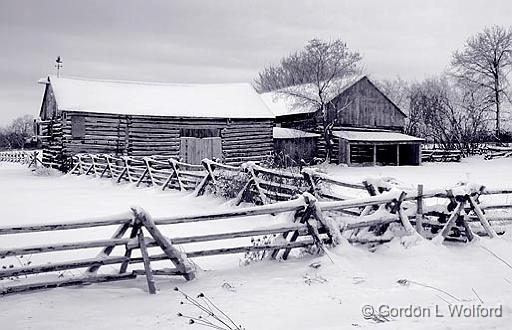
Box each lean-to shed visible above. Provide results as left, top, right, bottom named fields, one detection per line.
left=37, top=76, right=275, bottom=168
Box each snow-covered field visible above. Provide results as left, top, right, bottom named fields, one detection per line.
left=1, top=158, right=512, bottom=330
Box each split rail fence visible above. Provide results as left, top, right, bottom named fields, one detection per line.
left=1, top=151, right=512, bottom=295
left=0, top=150, right=41, bottom=167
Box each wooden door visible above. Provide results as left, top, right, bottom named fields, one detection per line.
left=179, top=137, right=222, bottom=164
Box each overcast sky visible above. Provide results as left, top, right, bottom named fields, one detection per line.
left=0, top=0, right=510, bottom=125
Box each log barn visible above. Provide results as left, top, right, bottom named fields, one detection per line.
left=261, top=75, right=423, bottom=166
left=37, top=76, right=275, bottom=168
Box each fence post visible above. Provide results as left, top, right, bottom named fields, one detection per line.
left=132, top=207, right=196, bottom=280
left=136, top=226, right=157, bottom=294
left=168, top=159, right=184, bottom=191
left=195, top=159, right=214, bottom=197
left=468, top=195, right=498, bottom=238
left=302, top=168, right=319, bottom=197
left=143, top=157, right=156, bottom=186
left=105, top=155, right=114, bottom=178
left=122, top=157, right=134, bottom=182
left=415, top=184, right=424, bottom=235
left=87, top=221, right=132, bottom=274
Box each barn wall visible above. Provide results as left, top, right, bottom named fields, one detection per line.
left=330, top=77, right=405, bottom=130
left=60, top=112, right=273, bottom=165
left=39, top=84, right=59, bottom=121
left=276, top=113, right=318, bottom=131
left=61, top=113, right=128, bottom=157
left=221, top=119, right=274, bottom=164
left=273, top=137, right=318, bottom=164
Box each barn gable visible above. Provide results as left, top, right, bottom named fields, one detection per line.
left=330, top=76, right=406, bottom=130
left=261, top=75, right=406, bottom=131
left=39, top=81, right=59, bottom=121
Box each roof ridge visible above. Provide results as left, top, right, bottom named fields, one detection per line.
left=48, top=75, right=252, bottom=88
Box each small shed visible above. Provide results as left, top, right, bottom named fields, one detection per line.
left=273, top=127, right=321, bottom=165
left=334, top=130, right=424, bottom=166
left=38, top=76, right=275, bottom=167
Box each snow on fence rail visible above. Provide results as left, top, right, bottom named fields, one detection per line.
left=1, top=151, right=512, bottom=295
left=64, top=153, right=365, bottom=203
left=0, top=194, right=364, bottom=295
left=1, top=182, right=508, bottom=295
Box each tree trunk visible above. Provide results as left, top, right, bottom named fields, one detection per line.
left=495, top=88, right=501, bottom=142
left=323, top=126, right=332, bottom=163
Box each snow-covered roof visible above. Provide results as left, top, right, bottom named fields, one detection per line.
left=46, top=76, right=275, bottom=119
left=260, top=75, right=365, bottom=117
left=333, top=130, right=424, bottom=142
left=273, top=127, right=321, bottom=139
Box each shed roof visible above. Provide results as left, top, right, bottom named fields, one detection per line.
left=260, top=75, right=365, bottom=117
left=45, top=76, right=275, bottom=119
left=333, top=130, right=424, bottom=143
left=273, top=127, right=321, bottom=139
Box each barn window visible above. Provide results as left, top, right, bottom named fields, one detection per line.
left=180, top=128, right=220, bottom=138
left=71, top=116, right=85, bottom=138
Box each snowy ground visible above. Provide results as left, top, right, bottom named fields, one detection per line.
left=1, top=158, right=512, bottom=329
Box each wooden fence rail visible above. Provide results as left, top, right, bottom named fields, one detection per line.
left=1, top=151, right=512, bottom=296
left=3, top=187, right=455, bottom=296
left=0, top=194, right=350, bottom=295
left=63, top=153, right=368, bottom=205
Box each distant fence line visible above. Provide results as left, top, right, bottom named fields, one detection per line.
left=1, top=150, right=512, bottom=295
left=0, top=150, right=41, bottom=166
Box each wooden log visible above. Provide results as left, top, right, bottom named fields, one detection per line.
left=134, top=207, right=196, bottom=280
left=318, top=193, right=403, bottom=212
left=126, top=223, right=308, bottom=250
left=0, top=238, right=130, bottom=258
left=132, top=269, right=182, bottom=276
left=0, top=273, right=137, bottom=296
left=302, top=169, right=366, bottom=190
left=129, top=240, right=318, bottom=264
left=281, top=207, right=313, bottom=260
left=137, top=229, right=156, bottom=294
left=468, top=196, right=498, bottom=238
left=154, top=197, right=307, bottom=225
left=0, top=215, right=132, bottom=235
left=0, top=256, right=128, bottom=279
left=461, top=213, right=475, bottom=241
left=87, top=222, right=131, bottom=273
left=415, top=184, right=424, bottom=235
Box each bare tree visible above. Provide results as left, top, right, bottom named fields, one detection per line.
left=0, top=115, right=34, bottom=150
left=409, top=76, right=490, bottom=152
left=254, top=38, right=362, bottom=161
left=451, top=25, right=512, bottom=140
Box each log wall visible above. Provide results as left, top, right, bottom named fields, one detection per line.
left=54, top=112, right=273, bottom=165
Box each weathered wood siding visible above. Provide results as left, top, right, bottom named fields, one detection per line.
left=273, top=137, right=318, bottom=164
left=330, top=77, right=405, bottom=130
left=39, top=84, right=59, bottom=120
left=276, top=113, right=318, bottom=131
left=273, top=77, right=406, bottom=134
left=57, top=112, right=273, bottom=165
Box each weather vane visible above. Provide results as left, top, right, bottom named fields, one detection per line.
left=55, top=56, right=63, bottom=77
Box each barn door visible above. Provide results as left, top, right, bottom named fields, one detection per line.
left=179, top=137, right=222, bottom=164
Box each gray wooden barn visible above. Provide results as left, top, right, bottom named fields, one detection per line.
left=262, top=75, right=423, bottom=166
left=37, top=76, right=275, bottom=168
